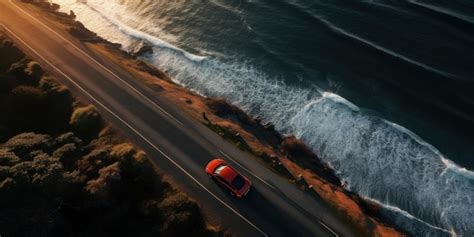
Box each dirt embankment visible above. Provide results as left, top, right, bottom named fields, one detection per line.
left=24, top=1, right=406, bottom=236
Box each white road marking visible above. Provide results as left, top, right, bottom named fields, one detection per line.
left=8, top=0, right=184, bottom=127
left=318, top=221, right=339, bottom=237
left=219, top=150, right=339, bottom=237
left=1, top=24, right=268, bottom=237
left=220, top=150, right=276, bottom=190
left=220, top=151, right=340, bottom=237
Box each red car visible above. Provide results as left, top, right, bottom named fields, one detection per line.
left=206, top=158, right=252, bottom=198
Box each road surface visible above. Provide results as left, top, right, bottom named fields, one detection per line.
left=0, top=1, right=357, bottom=236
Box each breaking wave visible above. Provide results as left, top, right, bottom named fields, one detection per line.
left=85, top=3, right=206, bottom=62
left=57, top=0, right=205, bottom=61
left=272, top=0, right=463, bottom=81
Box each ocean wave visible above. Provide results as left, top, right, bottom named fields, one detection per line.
left=289, top=94, right=474, bottom=235
left=321, top=92, right=360, bottom=112
left=364, top=196, right=454, bottom=237
left=301, top=2, right=464, bottom=81
left=144, top=45, right=474, bottom=235
left=441, top=158, right=474, bottom=179
left=407, top=0, right=474, bottom=26
left=60, top=0, right=206, bottom=62
left=267, top=0, right=466, bottom=82
left=87, top=2, right=206, bottom=61
left=53, top=1, right=474, bottom=235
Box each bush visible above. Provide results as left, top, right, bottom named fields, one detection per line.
left=0, top=149, right=20, bottom=166
left=6, top=85, right=47, bottom=133
left=24, top=61, right=44, bottom=82
left=85, top=161, right=121, bottom=194
left=0, top=130, right=214, bottom=236
left=3, top=132, right=51, bottom=151
left=70, top=105, right=103, bottom=141
left=0, top=134, right=67, bottom=237
left=159, top=193, right=207, bottom=237
left=0, top=38, right=216, bottom=236
left=112, top=143, right=167, bottom=199
left=40, top=76, right=74, bottom=133
left=39, top=75, right=62, bottom=92
left=3, top=133, right=52, bottom=161
left=52, top=143, right=81, bottom=170
left=7, top=59, right=41, bottom=86
left=0, top=38, right=25, bottom=73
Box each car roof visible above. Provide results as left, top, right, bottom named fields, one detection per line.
left=218, top=166, right=239, bottom=182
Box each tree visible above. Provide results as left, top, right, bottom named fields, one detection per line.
left=70, top=105, right=103, bottom=142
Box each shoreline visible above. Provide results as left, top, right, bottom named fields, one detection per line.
left=23, top=1, right=406, bottom=236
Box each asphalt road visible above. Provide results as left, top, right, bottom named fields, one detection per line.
left=0, top=1, right=358, bottom=236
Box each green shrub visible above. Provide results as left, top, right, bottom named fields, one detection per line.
left=40, top=76, right=74, bottom=133
left=0, top=44, right=216, bottom=236
left=159, top=193, right=207, bottom=237
left=8, top=59, right=41, bottom=86
left=52, top=143, right=80, bottom=170
left=112, top=143, right=167, bottom=199
left=6, top=85, right=47, bottom=134
left=85, top=161, right=121, bottom=194
left=0, top=149, right=20, bottom=166
left=39, top=75, right=62, bottom=92
left=24, top=61, right=43, bottom=82
left=3, top=132, right=52, bottom=161
left=70, top=105, right=103, bottom=141
left=0, top=38, right=25, bottom=73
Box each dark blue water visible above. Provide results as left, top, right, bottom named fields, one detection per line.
left=55, top=0, right=474, bottom=235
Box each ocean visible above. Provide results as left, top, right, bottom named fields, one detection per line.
left=52, top=0, right=474, bottom=236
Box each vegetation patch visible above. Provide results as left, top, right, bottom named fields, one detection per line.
left=0, top=32, right=221, bottom=237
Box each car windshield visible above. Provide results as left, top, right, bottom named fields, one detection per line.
left=231, top=175, right=246, bottom=190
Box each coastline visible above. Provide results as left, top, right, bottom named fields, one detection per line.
left=23, top=1, right=406, bottom=236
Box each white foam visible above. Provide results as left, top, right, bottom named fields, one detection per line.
left=442, top=158, right=474, bottom=178
left=87, top=2, right=206, bottom=61
left=54, top=0, right=136, bottom=48
left=54, top=0, right=205, bottom=61
left=364, top=196, right=455, bottom=236
left=322, top=92, right=360, bottom=111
